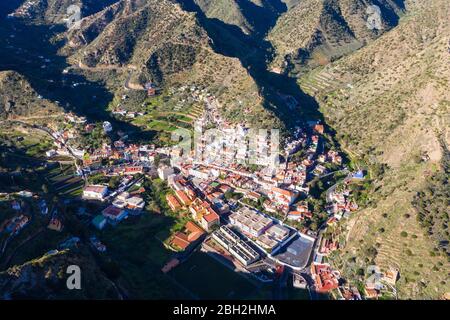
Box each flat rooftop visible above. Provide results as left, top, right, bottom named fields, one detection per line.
left=272, top=234, right=314, bottom=269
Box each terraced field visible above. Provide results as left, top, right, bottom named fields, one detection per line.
left=44, top=164, right=84, bottom=197
left=298, top=68, right=346, bottom=96
left=186, top=104, right=204, bottom=119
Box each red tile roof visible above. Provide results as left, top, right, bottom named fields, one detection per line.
left=102, top=205, right=123, bottom=217
left=166, top=194, right=181, bottom=211
left=203, top=208, right=220, bottom=223
left=175, top=190, right=191, bottom=205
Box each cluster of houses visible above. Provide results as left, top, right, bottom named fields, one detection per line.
left=37, top=82, right=372, bottom=297
left=82, top=184, right=146, bottom=230
left=1, top=199, right=32, bottom=239
left=192, top=119, right=278, bottom=168
left=319, top=237, right=339, bottom=255
left=7, top=0, right=37, bottom=19
left=326, top=182, right=359, bottom=223
left=169, top=109, right=351, bottom=235
left=89, top=236, right=107, bottom=252
left=44, top=114, right=89, bottom=159
left=164, top=172, right=221, bottom=237
left=364, top=267, right=399, bottom=299
left=169, top=221, right=205, bottom=251
left=83, top=143, right=157, bottom=167
left=311, top=263, right=340, bottom=293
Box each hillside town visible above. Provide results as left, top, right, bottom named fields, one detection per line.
left=0, top=76, right=402, bottom=300
left=1, top=85, right=401, bottom=300
left=1, top=80, right=392, bottom=299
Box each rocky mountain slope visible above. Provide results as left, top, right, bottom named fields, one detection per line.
left=0, top=247, right=121, bottom=299
left=0, top=71, right=62, bottom=120
left=308, top=0, right=449, bottom=298
left=268, top=0, right=405, bottom=73
left=192, top=0, right=293, bottom=36
left=63, top=0, right=274, bottom=126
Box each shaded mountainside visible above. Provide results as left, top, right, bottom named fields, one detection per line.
left=311, top=0, right=449, bottom=298
left=64, top=0, right=276, bottom=126
left=0, top=0, right=24, bottom=18
left=0, top=247, right=121, bottom=299
left=268, top=0, right=405, bottom=73
left=0, top=71, right=62, bottom=119
left=192, top=0, right=295, bottom=36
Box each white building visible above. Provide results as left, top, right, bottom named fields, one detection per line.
left=126, top=196, right=145, bottom=212
left=265, top=224, right=290, bottom=242
left=158, top=166, right=174, bottom=180
left=229, top=207, right=273, bottom=237
left=212, top=226, right=260, bottom=266
left=45, top=150, right=56, bottom=157
left=82, top=185, right=108, bottom=201
left=103, top=121, right=113, bottom=133
left=189, top=166, right=210, bottom=180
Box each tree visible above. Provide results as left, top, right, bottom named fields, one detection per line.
left=154, top=154, right=161, bottom=167
left=108, top=176, right=121, bottom=189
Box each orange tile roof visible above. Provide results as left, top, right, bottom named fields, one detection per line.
left=84, top=185, right=107, bottom=194
left=185, top=221, right=205, bottom=241
left=171, top=222, right=205, bottom=250
left=314, top=124, right=324, bottom=134
left=175, top=190, right=191, bottom=205
left=171, top=233, right=190, bottom=250
left=166, top=194, right=181, bottom=210
left=203, top=208, right=220, bottom=223
left=272, top=187, right=294, bottom=197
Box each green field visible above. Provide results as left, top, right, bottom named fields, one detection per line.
left=169, top=251, right=258, bottom=299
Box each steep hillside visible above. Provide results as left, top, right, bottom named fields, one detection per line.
left=0, top=247, right=121, bottom=299
left=64, top=0, right=273, bottom=127
left=0, top=71, right=62, bottom=120
left=268, top=0, right=405, bottom=73
left=309, top=0, right=449, bottom=298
